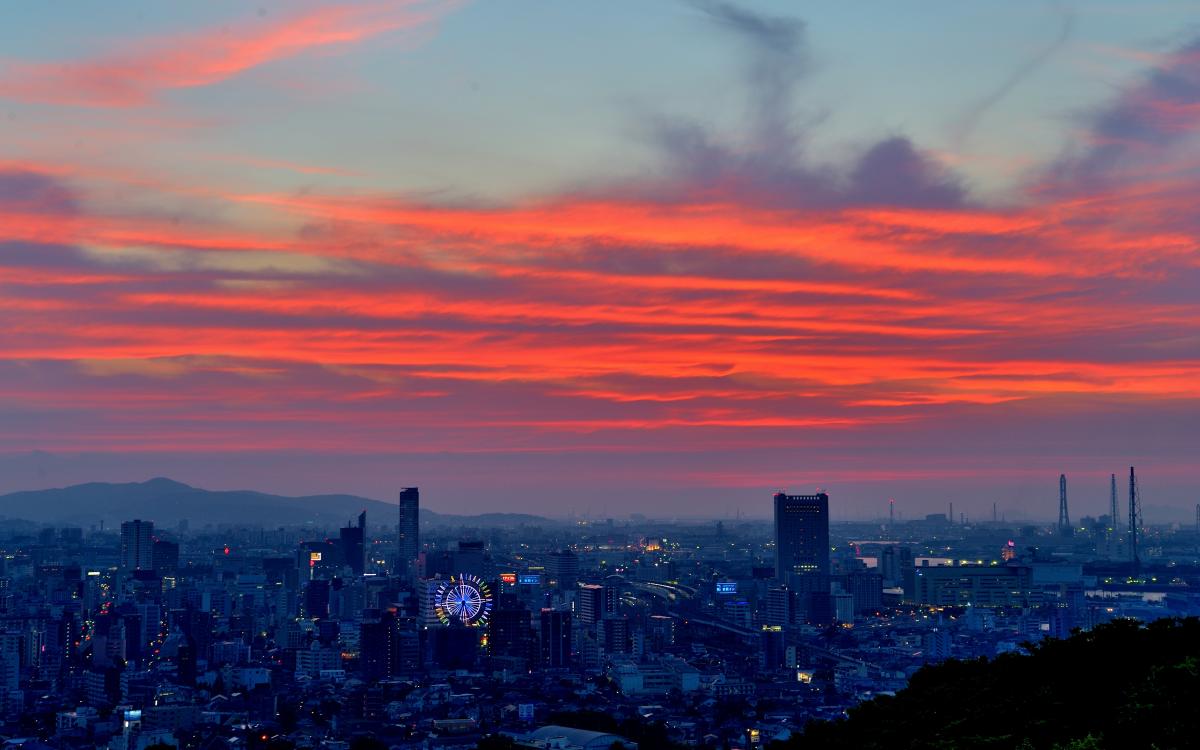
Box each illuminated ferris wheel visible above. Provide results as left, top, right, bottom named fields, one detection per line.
left=433, top=573, right=493, bottom=626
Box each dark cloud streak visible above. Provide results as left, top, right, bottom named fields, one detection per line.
left=950, top=1, right=1075, bottom=147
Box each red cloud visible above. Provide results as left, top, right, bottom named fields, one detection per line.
left=0, top=0, right=457, bottom=107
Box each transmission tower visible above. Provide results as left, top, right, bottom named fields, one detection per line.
left=1128, top=466, right=1141, bottom=573
left=1058, top=474, right=1071, bottom=535
left=1109, top=474, right=1119, bottom=531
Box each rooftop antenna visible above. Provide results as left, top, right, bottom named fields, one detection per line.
left=1129, top=466, right=1141, bottom=574
left=993, top=502, right=997, bottom=524
left=889, top=498, right=895, bottom=529
left=949, top=502, right=954, bottom=525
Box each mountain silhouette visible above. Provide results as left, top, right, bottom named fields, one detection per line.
left=0, top=478, right=553, bottom=528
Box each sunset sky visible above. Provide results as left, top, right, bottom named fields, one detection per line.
left=2, top=1, right=1198, bottom=520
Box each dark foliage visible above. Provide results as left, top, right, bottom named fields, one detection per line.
left=776, top=618, right=1200, bottom=750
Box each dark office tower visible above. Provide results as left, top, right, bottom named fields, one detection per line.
left=340, top=516, right=365, bottom=576
left=540, top=609, right=572, bottom=669
left=358, top=510, right=366, bottom=564
left=454, top=540, right=487, bottom=578
left=488, top=597, right=534, bottom=668
left=152, top=539, right=179, bottom=574
left=360, top=609, right=420, bottom=679
left=844, top=569, right=883, bottom=614
left=177, top=639, right=196, bottom=686
left=898, top=546, right=915, bottom=596
left=431, top=625, right=479, bottom=671
left=360, top=609, right=396, bottom=681
left=880, top=545, right=899, bottom=587
left=807, top=591, right=834, bottom=627
left=547, top=550, right=580, bottom=590
left=759, top=626, right=786, bottom=670
left=773, top=492, right=830, bottom=579
left=397, top=487, right=419, bottom=576
left=304, top=579, right=331, bottom=619
left=120, top=519, right=154, bottom=571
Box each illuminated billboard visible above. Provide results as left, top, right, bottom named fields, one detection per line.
left=715, top=581, right=738, bottom=594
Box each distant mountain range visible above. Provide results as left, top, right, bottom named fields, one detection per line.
left=0, top=478, right=555, bottom=529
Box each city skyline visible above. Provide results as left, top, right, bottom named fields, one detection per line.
left=0, top=473, right=1182, bottom=525
left=1, top=1, right=1199, bottom=517
left=1, top=5, right=1197, bottom=748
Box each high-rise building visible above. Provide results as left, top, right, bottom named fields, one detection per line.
left=152, top=539, right=179, bottom=574
left=764, top=586, right=793, bottom=627
left=361, top=608, right=419, bottom=681
left=340, top=511, right=365, bottom=576
left=759, top=626, right=786, bottom=670
left=773, top=492, right=830, bottom=579
left=880, top=545, right=900, bottom=587
left=397, top=488, right=419, bottom=576
left=304, top=579, right=331, bottom=620
left=540, top=609, right=572, bottom=669
left=842, top=570, right=883, bottom=614
left=547, top=550, right=580, bottom=590
left=488, top=596, right=534, bottom=668
left=578, top=583, right=616, bottom=625
left=453, top=540, right=486, bottom=578
left=120, top=520, right=154, bottom=571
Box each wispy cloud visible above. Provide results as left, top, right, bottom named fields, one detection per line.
left=950, top=1, right=1076, bottom=146
left=0, top=0, right=458, bottom=107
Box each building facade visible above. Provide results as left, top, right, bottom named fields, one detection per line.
left=774, top=492, right=830, bottom=579
left=397, top=487, right=419, bottom=576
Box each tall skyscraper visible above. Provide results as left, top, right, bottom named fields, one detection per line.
left=120, top=519, right=154, bottom=571
left=340, top=511, right=365, bottom=576
left=398, top=487, right=419, bottom=576
left=773, top=492, right=830, bottom=579
left=547, top=549, right=580, bottom=590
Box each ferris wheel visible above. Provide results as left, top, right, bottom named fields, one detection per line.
left=433, top=573, right=493, bottom=626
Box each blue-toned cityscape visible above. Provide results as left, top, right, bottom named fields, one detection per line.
left=0, top=471, right=1192, bottom=748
